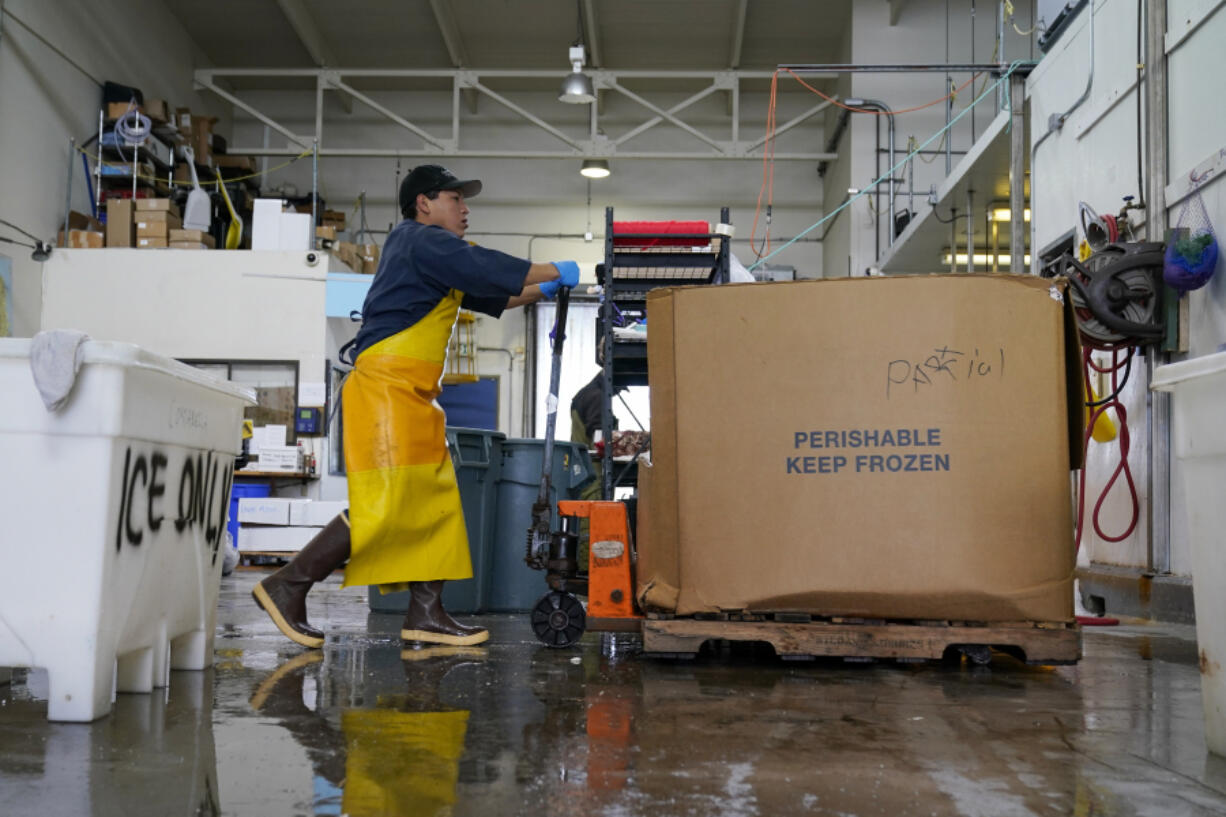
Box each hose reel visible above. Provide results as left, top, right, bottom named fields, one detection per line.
left=1062, top=241, right=1166, bottom=350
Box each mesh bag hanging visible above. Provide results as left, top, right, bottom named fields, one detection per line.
left=1164, top=182, right=1219, bottom=292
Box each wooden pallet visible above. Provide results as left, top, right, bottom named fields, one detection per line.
left=640, top=616, right=1081, bottom=665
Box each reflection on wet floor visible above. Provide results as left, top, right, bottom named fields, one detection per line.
left=3, top=571, right=1226, bottom=816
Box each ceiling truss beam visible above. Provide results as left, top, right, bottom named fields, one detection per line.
left=428, top=0, right=479, bottom=114
left=196, top=66, right=836, bottom=162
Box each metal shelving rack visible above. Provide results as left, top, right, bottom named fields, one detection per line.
left=597, top=205, right=731, bottom=499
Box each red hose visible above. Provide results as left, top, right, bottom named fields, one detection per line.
left=1075, top=347, right=1140, bottom=551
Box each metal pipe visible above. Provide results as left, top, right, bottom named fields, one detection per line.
left=778, top=63, right=1005, bottom=73
left=311, top=139, right=319, bottom=244
left=816, top=109, right=850, bottom=178
left=966, top=188, right=975, bottom=273
left=844, top=98, right=896, bottom=250
left=62, top=137, right=74, bottom=247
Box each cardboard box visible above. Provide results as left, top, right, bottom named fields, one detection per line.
left=333, top=241, right=361, bottom=272
left=136, top=237, right=168, bottom=248
left=135, top=198, right=181, bottom=217
left=321, top=209, right=345, bottom=229
left=237, top=498, right=307, bottom=526
left=359, top=243, right=380, bottom=275
left=106, top=199, right=135, bottom=248
left=190, top=115, right=217, bottom=162
left=106, top=101, right=141, bottom=121
left=289, top=500, right=349, bottom=527
left=237, top=525, right=323, bottom=553
left=175, top=107, right=192, bottom=134
left=315, top=225, right=337, bottom=241
left=169, top=229, right=215, bottom=248
left=142, top=98, right=170, bottom=124
left=639, top=274, right=1083, bottom=623
left=169, top=241, right=211, bottom=250
left=60, top=229, right=104, bottom=248
left=136, top=214, right=183, bottom=238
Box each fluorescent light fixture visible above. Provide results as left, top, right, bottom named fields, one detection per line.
left=580, top=159, right=610, bottom=178
left=847, top=187, right=861, bottom=194
left=559, top=45, right=596, bottom=104
left=988, top=207, right=1031, bottom=222
left=941, top=252, right=1032, bottom=265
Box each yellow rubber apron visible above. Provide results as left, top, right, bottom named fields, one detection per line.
left=341, top=290, right=471, bottom=589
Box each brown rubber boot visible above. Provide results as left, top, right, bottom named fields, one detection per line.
left=400, top=580, right=489, bottom=646
left=252, top=513, right=351, bottom=648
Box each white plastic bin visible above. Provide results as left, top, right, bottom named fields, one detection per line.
left=0, top=339, right=254, bottom=721
left=1152, top=350, right=1226, bottom=755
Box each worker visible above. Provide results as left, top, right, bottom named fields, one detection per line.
left=570, top=370, right=621, bottom=451
left=253, top=164, right=580, bottom=649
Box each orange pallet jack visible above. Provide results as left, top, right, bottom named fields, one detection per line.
left=525, top=289, right=643, bottom=647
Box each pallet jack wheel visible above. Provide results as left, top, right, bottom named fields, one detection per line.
left=531, top=591, right=586, bottom=648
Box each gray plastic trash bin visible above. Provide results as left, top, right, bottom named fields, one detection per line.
left=487, top=438, right=595, bottom=612
left=368, top=427, right=505, bottom=614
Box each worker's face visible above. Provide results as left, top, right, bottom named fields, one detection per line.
left=416, top=190, right=469, bottom=237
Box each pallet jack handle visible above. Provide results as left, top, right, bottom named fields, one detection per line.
left=526, top=287, right=569, bottom=566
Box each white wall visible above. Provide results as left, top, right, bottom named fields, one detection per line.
left=1029, top=0, right=1226, bottom=576
left=0, top=0, right=225, bottom=337
left=840, top=0, right=1032, bottom=277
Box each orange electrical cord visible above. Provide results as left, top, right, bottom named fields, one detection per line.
left=749, top=68, right=982, bottom=259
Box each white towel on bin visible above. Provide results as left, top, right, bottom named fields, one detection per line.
left=29, top=329, right=90, bottom=411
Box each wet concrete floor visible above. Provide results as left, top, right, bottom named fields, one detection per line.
left=3, top=569, right=1226, bottom=816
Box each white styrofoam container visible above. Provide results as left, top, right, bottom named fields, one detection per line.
left=1152, top=350, right=1226, bottom=756
left=0, top=339, right=254, bottom=722
left=289, top=500, right=348, bottom=527
left=237, top=525, right=323, bottom=552
left=252, top=198, right=284, bottom=250
left=278, top=212, right=312, bottom=250
left=237, top=497, right=305, bottom=526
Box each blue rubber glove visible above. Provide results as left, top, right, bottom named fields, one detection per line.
left=540, top=260, right=580, bottom=298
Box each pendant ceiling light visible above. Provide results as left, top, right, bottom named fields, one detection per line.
left=580, top=159, right=610, bottom=178
left=559, top=45, right=596, bottom=104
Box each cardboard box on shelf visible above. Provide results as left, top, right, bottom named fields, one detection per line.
left=59, top=230, right=104, bottom=249
left=333, top=241, right=362, bottom=273
left=105, top=199, right=135, bottom=248
left=315, top=225, right=337, bottom=241
left=190, top=115, right=217, bottom=162
left=175, top=107, right=192, bottom=134
left=142, top=98, right=170, bottom=124
left=136, top=212, right=183, bottom=237
left=135, top=198, right=181, bottom=216
left=136, top=237, right=168, bottom=248
left=169, top=229, right=215, bottom=248
left=321, top=209, right=345, bottom=229
left=169, top=241, right=211, bottom=250
left=106, top=101, right=141, bottom=121
left=359, top=243, right=380, bottom=275
left=56, top=211, right=104, bottom=247
left=639, top=274, right=1084, bottom=623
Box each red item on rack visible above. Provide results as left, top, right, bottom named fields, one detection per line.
left=612, top=220, right=709, bottom=248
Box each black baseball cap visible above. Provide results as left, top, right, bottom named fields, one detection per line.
left=399, top=164, right=482, bottom=216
